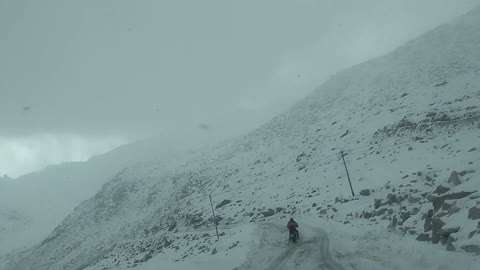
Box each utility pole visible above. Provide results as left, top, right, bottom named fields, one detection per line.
left=340, top=151, right=355, bottom=197
left=209, top=195, right=220, bottom=240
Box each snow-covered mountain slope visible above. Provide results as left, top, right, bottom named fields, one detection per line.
left=0, top=133, right=214, bottom=256
left=4, top=6, right=480, bottom=270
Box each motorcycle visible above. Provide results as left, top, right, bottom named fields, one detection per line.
left=289, top=230, right=299, bottom=243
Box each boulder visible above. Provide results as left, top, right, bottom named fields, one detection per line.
left=434, top=185, right=450, bottom=195
left=211, top=248, right=217, bottom=255
left=374, top=199, right=382, bottom=209
left=374, top=208, right=388, bottom=217
left=448, top=205, right=461, bottom=215
left=461, top=245, right=480, bottom=255
left=386, top=193, right=398, bottom=204
left=262, top=209, right=275, bottom=217
left=431, top=218, right=446, bottom=244
left=416, top=233, right=430, bottom=241
left=400, top=211, right=412, bottom=222
left=438, top=227, right=460, bottom=237
left=446, top=235, right=456, bottom=251
left=448, top=171, right=461, bottom=186
left=442, top=191, right=476, bottom=200
left=468, top=206, right=480, bottom=220
left=431, top=197, right=445, bottom=212
left=216, top=199, right=232, bottom=209
left=360, top=189, right=371, bottom=196
left=468, top=230, right=478, bottom=239
left=424, top=217, right=432, bottom=232
left=408, top=196, right=422, bottom=204
left=388, top=216, right=398, bottom=229
left=441, top=201, right=455, bottom=211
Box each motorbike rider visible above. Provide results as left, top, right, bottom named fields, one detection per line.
left=287, top=218, right=299, bottom=239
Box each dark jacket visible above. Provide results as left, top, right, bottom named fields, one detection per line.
left=287, top=221, right=298, bottom=229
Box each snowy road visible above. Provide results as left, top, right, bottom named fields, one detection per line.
left=236, top=223, right=347, bottom=270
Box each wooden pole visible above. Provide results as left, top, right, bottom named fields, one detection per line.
left=209, top=195, right=220, bottom=240
left=340, top=151, right=355, bottom=197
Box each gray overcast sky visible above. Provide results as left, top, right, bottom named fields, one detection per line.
left=1, top=0, right=480, bottom=177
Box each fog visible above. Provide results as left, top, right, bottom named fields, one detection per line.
left=1, top=0, right=480, bottom=177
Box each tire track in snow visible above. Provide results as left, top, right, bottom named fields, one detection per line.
left=238, top=224, right=345, bottom=270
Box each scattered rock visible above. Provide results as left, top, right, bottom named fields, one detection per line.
left=374, top=199, right=382, bottom=209
left=434, top=185, right=450, bottom=195
left=262, top=209, right=275, bottom=217
left=448, top=171, right=461, bottom=186
left=430, top=197, right=444, bottom=212
left=431, top=218, right=446, bottom=244
left=374, top=208, right=388, bottom=217
left=388, top=216, right=398, bottom=229
left=386, top=193, right=398, bottom=204
left=424, top=217, right=432, bottom=232
left=468, top=230, right=478, bottom=239
left=442, top=191, right=476, bottom=200
left=468, top=147, right=477, bottom=152
left=459, top=170, right=475, bottom=176
left=216, top=200, right=232, bottom=209
left=400, top=211, right=412, bottom=222
left=340, top=130, right=349, bottom=138
left=461, top=245, right=480, bottom=255
left=408, top=196, right=422, bottom=204
left=438, top=227, right=460, bottom=237
left=468, top=206, right=480, bottom=220
left=362, top=211, right=372, bottom=219
left=360, top=189, right=371, bottom=196
left=441, top=201, right=455, bottom=212
left=448, top=205, right=461, bottom=215
left=446, top=236, right=456, bottom=251
left=416, top=233, right=430, bottom=241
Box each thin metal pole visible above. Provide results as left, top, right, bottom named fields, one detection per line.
left=340, top=151, right=355, bottom=196
left=209, top=195, right=219, bottom=240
